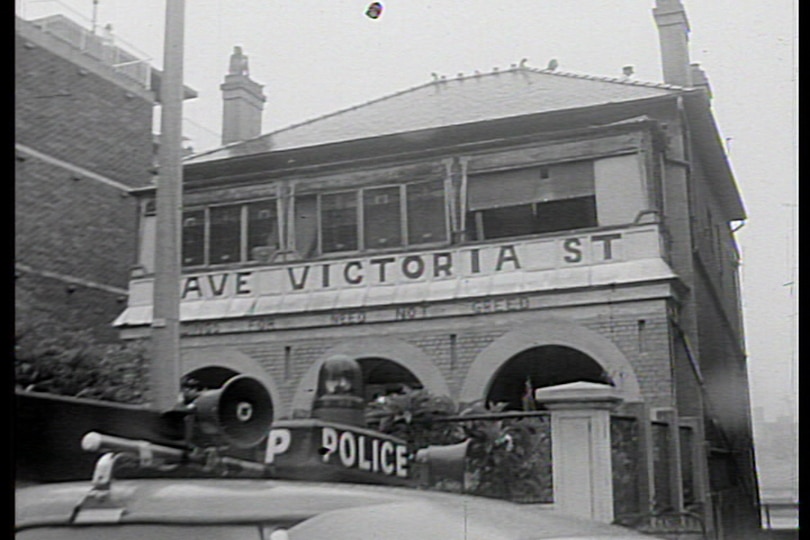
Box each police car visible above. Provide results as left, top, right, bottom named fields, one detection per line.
left=16, top=358, right=662, bottom=539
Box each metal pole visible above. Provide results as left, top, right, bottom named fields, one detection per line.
left=91, top=0, right=99, bottom=34
left=150, top=0, right=185, bottom=412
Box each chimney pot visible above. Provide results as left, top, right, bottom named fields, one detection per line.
left=690, top=62, right=713, bottom=98
left=220, top=46, right=266, bottom=145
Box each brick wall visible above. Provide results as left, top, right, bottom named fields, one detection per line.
left=15, top=34, right=154, bottom=187
left=582, top=313, right=673, bottom=409
left=16, top=158, right=139, bottom=289
left=16, top=270, right=127, bottom=343
left=222, top=300, right=674, bottom=415
left=15, top=30, right=153, bottom=342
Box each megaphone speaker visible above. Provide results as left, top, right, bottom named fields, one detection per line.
left=193, top=375, right=273, bottom=449
left=414, top=439, right=470, bottom=486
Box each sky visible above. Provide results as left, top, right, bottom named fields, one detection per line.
left=18, top=0, right=796, bottom=437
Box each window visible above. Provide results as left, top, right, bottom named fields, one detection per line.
left=319, top=181, right=448, bottom=254
left=247, top=200, right=279, bottom=261
left=407, top=180, right=447, bottom=244
left=182, top=199, right=277, bottom=267
left=179, top=180, right=450, bottom=265
left=294, top=194, right=318, bottom=259
left=182, top=210, right=205, bottom=266
left=209, top=205, right=242, bottom=264
left=466, top=160, right=596, bottom=240
left=364, top=186, right=402, bottom=249
left=321, top=191, right=358, bottom=253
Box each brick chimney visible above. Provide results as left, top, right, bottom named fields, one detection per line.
left=652, top=0, right=693, bottom=87
left=220, top=46, right=266, bottom=145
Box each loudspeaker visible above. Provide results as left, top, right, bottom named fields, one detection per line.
left=414, top=439, right=471, bottom=486
left=192, top=375, right=273, bottom=449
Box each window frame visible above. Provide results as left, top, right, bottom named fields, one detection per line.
left=178, top=177, right=453, bottom=267
left=464, top=161, right=598, bottom=241
left=318, top=189, right=361, bottom=255
left=180, top=197, right=280, bottom=268
left=362, top=183, right=406, bottom=250
left=404, top=178, right=450, bottom=247
left=316, top=180, right=450, bottom=256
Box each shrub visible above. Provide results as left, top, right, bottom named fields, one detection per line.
left=15, top=324, right=150, bottom=405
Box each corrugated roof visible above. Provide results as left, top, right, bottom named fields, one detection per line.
left=186, top=66, right=687, bottom=164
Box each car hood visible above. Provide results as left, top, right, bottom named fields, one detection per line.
left=16, top=478, right=655, bottom=539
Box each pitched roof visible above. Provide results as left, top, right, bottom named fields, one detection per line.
left=186, top=66, right=689, bottom=165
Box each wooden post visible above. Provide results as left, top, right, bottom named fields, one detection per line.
left=150, top=0, right=185, bottom=412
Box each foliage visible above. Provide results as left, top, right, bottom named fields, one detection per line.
left=365, top=386, right=467, bottom=451
left=370, top=387, right=553, bottom=503
left=15, top=324, right=150, bottom=405
left=465, top=415, right=552, bottom=502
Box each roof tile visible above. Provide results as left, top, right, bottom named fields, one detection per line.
left=187, top=66, right=687, bottom=164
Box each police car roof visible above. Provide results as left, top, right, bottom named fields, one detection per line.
left=16, top=478, right=652, bottom=539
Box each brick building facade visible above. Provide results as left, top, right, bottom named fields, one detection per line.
left=114, top=1, right=758, bottom=536
left=15, top=14, right=195, bottom=342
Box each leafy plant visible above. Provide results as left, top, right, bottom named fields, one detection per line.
left=370, top=387, right=552, bottom=502
left=366, top=386, right=466, bottom=451
left=465, top=415, right=552, bottom=502
left=15, top=326, right=150, bottom=405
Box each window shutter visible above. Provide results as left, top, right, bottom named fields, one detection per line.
left=468, top=161, right=594, bottom=211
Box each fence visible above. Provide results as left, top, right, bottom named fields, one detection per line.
left=652, top=419, right=673, bottom=512
left=611, top=415, right=641, bottom=518
left=403, top=407, right=701, bottom=519
left=610, top=412, right=705, bottom=538
left=416, top=411, right=553, bottom=504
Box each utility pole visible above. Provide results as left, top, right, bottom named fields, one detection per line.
left=150, top=0, right=185, bottom=412
left=91, top=0, right=99, bottom=34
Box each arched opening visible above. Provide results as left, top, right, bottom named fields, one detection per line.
left=357, top=357, right=422, bottom=403
left=486, top=345, right=613, bottom=410
left=183, top=366, right=240, bottom=391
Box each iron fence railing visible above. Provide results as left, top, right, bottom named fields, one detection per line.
left=416, top=411, right=553, bottom=504
left=611, top=415, right=640, bottom=518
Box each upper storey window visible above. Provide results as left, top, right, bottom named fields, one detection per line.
left=321, top=191, right=360, bottom=253
left=364, top=186, right=402, bottom=249
left=465, top=160, right=596, bottom=241
left=182, top=210, right=205, bottom=267
left=320, top=179, right=447, bottom=254
left=209, top=205, right=242, bottom=264
left=247, top=200, right=280, bottom=261
left=182, top=199, right=279, bottom=267
left=407, top=180, right=447, bottom=245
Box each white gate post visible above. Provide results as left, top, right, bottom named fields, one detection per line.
left=534, top=382, right=624, bottom=523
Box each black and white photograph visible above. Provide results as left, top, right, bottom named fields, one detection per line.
left=15, top=1, right=797, bottom=538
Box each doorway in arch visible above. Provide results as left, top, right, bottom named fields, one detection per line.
left=357, top=357, right=423, bottom=404
left=486, top=345, right=613, bottom=411
left=183, top=366, right=240, bottom=391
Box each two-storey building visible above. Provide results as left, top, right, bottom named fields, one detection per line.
left=114, top=1, right=759, bottom=537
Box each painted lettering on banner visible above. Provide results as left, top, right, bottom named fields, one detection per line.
left=177, top=233, right=628, bottom=299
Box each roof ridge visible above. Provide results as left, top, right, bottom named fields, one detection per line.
left=521, top=65, right=690, bottom=91
left=185, top=63, right=690, bottom=162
